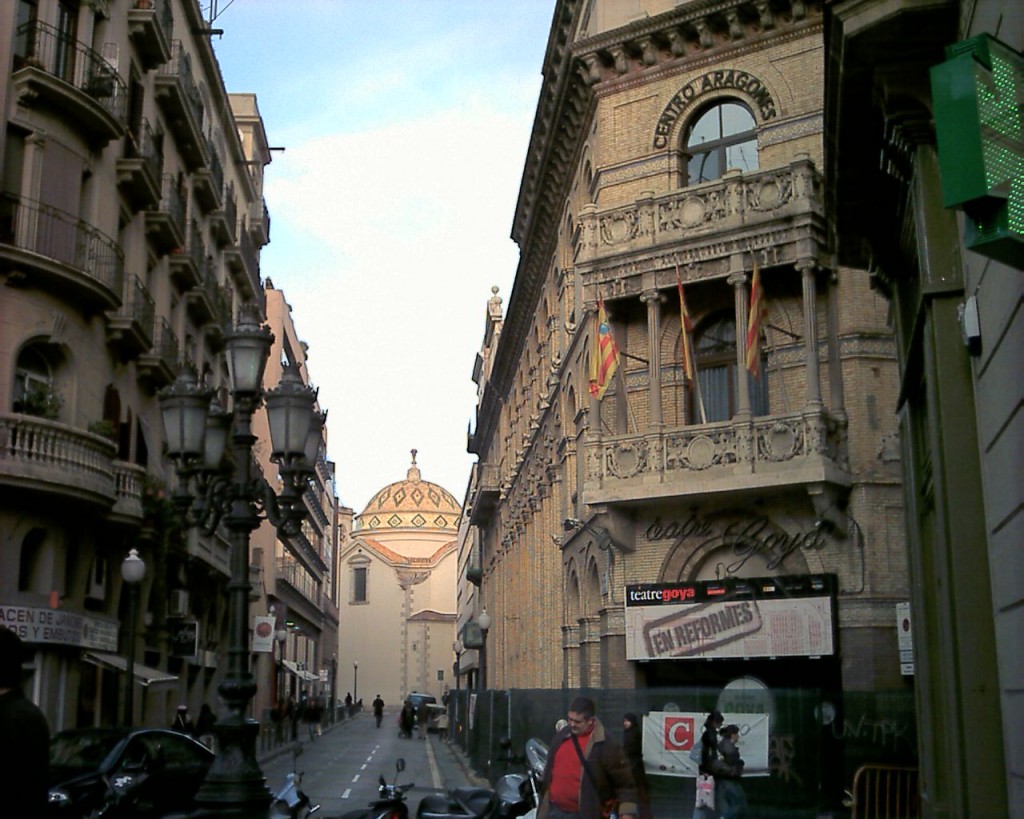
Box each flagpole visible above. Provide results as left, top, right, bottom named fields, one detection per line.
left=675, top=258, right=707, bottom=425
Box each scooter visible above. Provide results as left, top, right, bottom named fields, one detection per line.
left=337, top=757, right=415, bottom=819
left=270, top=746, right=321, bottom=818
left=415, top=737, right=547, bottom=819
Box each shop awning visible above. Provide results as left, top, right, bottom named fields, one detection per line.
left=281, top=660, right=318, bottom=683
left=84, top=652, right=178, bottom=687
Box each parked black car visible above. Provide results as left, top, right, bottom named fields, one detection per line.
left=48, top=727, right=214, bottom=818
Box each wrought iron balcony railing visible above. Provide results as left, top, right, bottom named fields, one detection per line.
left=13, top=21, right=128, bottom=139
left=0, top=192, right=124, bottom=310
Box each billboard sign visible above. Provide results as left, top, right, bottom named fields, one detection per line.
left=625, top=575, right=837, bottom=661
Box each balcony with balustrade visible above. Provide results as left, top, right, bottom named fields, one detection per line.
left=224, top=225, right=262, bottom=306
left=154, top=41, right=206, bottom=170
left=0, top=193, right=124, bottom=313
left=127, top=0, right=173, bottom=71
left=468, top=462, right=502, bottom=526
left=193, top=138, right=224, bottom=214
left=0, top=414, right=117, bottom=510
left=209, top=184, right=237, bottom=248
left=137, top=316, right=179, bottom=392
left=168, top=222, right=205, bottom=290
left=11, top=22, right=128, bottom=147
left=145, top=174, right=185, bottom=255
left=117, top=118, right=164, bottom=212
left=572, top=156, right=844, bottom=513
left=107, top=274, right=155, bottom=361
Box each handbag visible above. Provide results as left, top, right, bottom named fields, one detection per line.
left=695, top=773, right=716, bottom=810
left=570, top=734, right=618, bottom=819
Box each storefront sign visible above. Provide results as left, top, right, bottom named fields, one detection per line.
left=0, top=605, right=117, bottom=651
left=642, top=711, right=769, bottom=777
left=625, top=575, right=836, bottom=660
left=167, top=618, right=199, bottom=658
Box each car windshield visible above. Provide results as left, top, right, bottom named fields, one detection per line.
left=50, top=731, right=124, bottom=770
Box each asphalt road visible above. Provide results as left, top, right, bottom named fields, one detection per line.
left=259, top=711, right=481, bottom=817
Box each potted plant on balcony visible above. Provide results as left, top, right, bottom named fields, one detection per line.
left=88, top=419, right=117, bottom=440
left=15, top=385, right=63, bottom=419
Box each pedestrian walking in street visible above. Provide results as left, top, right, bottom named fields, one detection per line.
left=716, top=724, right=747, bottom=819
left=373, top=694, right=385, bottom=728
left=171, top=704, right=194, bottom=734
left=287, top=694, right=299, bottom=741
left=693, top=710, right=726, bottom=819
left=536, top=694, right=638, bottom=819
left=623, top=713, right=653, bottom=819
left=345, top=691, right=353, bottom=717
left=399, top=699, right=414, bottom=739
left=0, top=628, right=50, bottom=817
left=195, top=703, right=216, bottom=749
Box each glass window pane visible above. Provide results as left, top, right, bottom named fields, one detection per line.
left=687, top=108, right=721, bottom=146
left=689, top=150, right=720, bottom=185
left=720, top=103, right=756, bottom=136
left=726, top=139, right=759, bottom=173
left=699, top=366, right=731, bottom=423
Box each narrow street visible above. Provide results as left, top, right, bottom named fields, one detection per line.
left=259, top=711, right=482, bottom=816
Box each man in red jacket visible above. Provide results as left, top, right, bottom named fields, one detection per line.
left=538, top=695, right=638, bottom=819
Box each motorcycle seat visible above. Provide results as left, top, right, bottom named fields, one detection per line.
left=416, top=787, right=498, bottom=818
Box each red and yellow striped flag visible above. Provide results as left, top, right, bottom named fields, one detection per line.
left=746, top=256, right=767, bottom=378
left=589, top=297, right=620, bottom=400
left=677, top=273, right=696, bottom=381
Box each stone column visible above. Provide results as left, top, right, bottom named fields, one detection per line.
left=799, top=260, right=823, bottom=409
left=641, top=289, right=663, bottom=429
left=730, top=268, right=753, bottom=420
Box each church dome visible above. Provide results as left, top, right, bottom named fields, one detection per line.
left=356, top=450, right=461, bottom=531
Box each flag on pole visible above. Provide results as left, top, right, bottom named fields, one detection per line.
left=589, top=297, right=620, bottom=400
left=676, top=273, right=696, bottom=382
left=746, top=255, right=767, bottom=378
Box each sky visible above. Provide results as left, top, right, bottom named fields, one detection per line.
left=210, top=0, right=555, bottom=513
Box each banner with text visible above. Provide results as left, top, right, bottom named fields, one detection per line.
left=0, top=605, right=117, bottom=651
left=625, top=575, right=837, bottom=661
left=642, top=711, right=770, bottom=778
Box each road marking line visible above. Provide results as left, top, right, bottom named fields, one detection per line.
left=342, top=788, right=351, bottom=799
left=352, top=773, right=360, bottom=782
left=425, top=737, right=442, bottom=789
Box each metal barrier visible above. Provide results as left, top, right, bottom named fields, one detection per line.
left=849, top=764, right=919, bottom=819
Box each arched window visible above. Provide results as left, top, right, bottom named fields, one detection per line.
left=686, top=101, right=758, bottom=185
left=13, top=344, right=61, bottom=419
left=692, top=312, right=768, bottom=423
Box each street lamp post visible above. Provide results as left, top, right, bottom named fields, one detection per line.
left=120, top=549, right=146, bottom=728
left=159, top=305, right=322, bottom=815
left=452, top=639, right=463, bottom=694
left=275, top=627, right=288, bottom=706
left=477, top=609, right=491, bottom=691
left=452, top=639, right=463, bottom=744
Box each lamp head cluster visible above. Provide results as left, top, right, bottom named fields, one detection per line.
left=158, top=306, right=321, bottom=535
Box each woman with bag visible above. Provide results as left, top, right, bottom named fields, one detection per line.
left=692, top=710, right=725, bottom=819
left=716, top=725, right=747, bottom=819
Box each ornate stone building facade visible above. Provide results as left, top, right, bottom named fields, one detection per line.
left=466, top=0, right=909, bottom=708
left=0, top=0, right=338, bottom=732
left=338, top=454, right=459, bottom=709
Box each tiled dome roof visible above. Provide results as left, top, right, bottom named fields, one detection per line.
left=356, top=450, right=460, bottom=531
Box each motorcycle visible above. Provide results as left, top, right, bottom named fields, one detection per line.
left=337, top=757, right=415, bottom=819
left=270, top=746, right=321, bottom=819
left=415, top=737, right=547, bottom=819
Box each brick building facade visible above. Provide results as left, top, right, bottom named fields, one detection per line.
left=464, top=0, right=909, bottom=710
